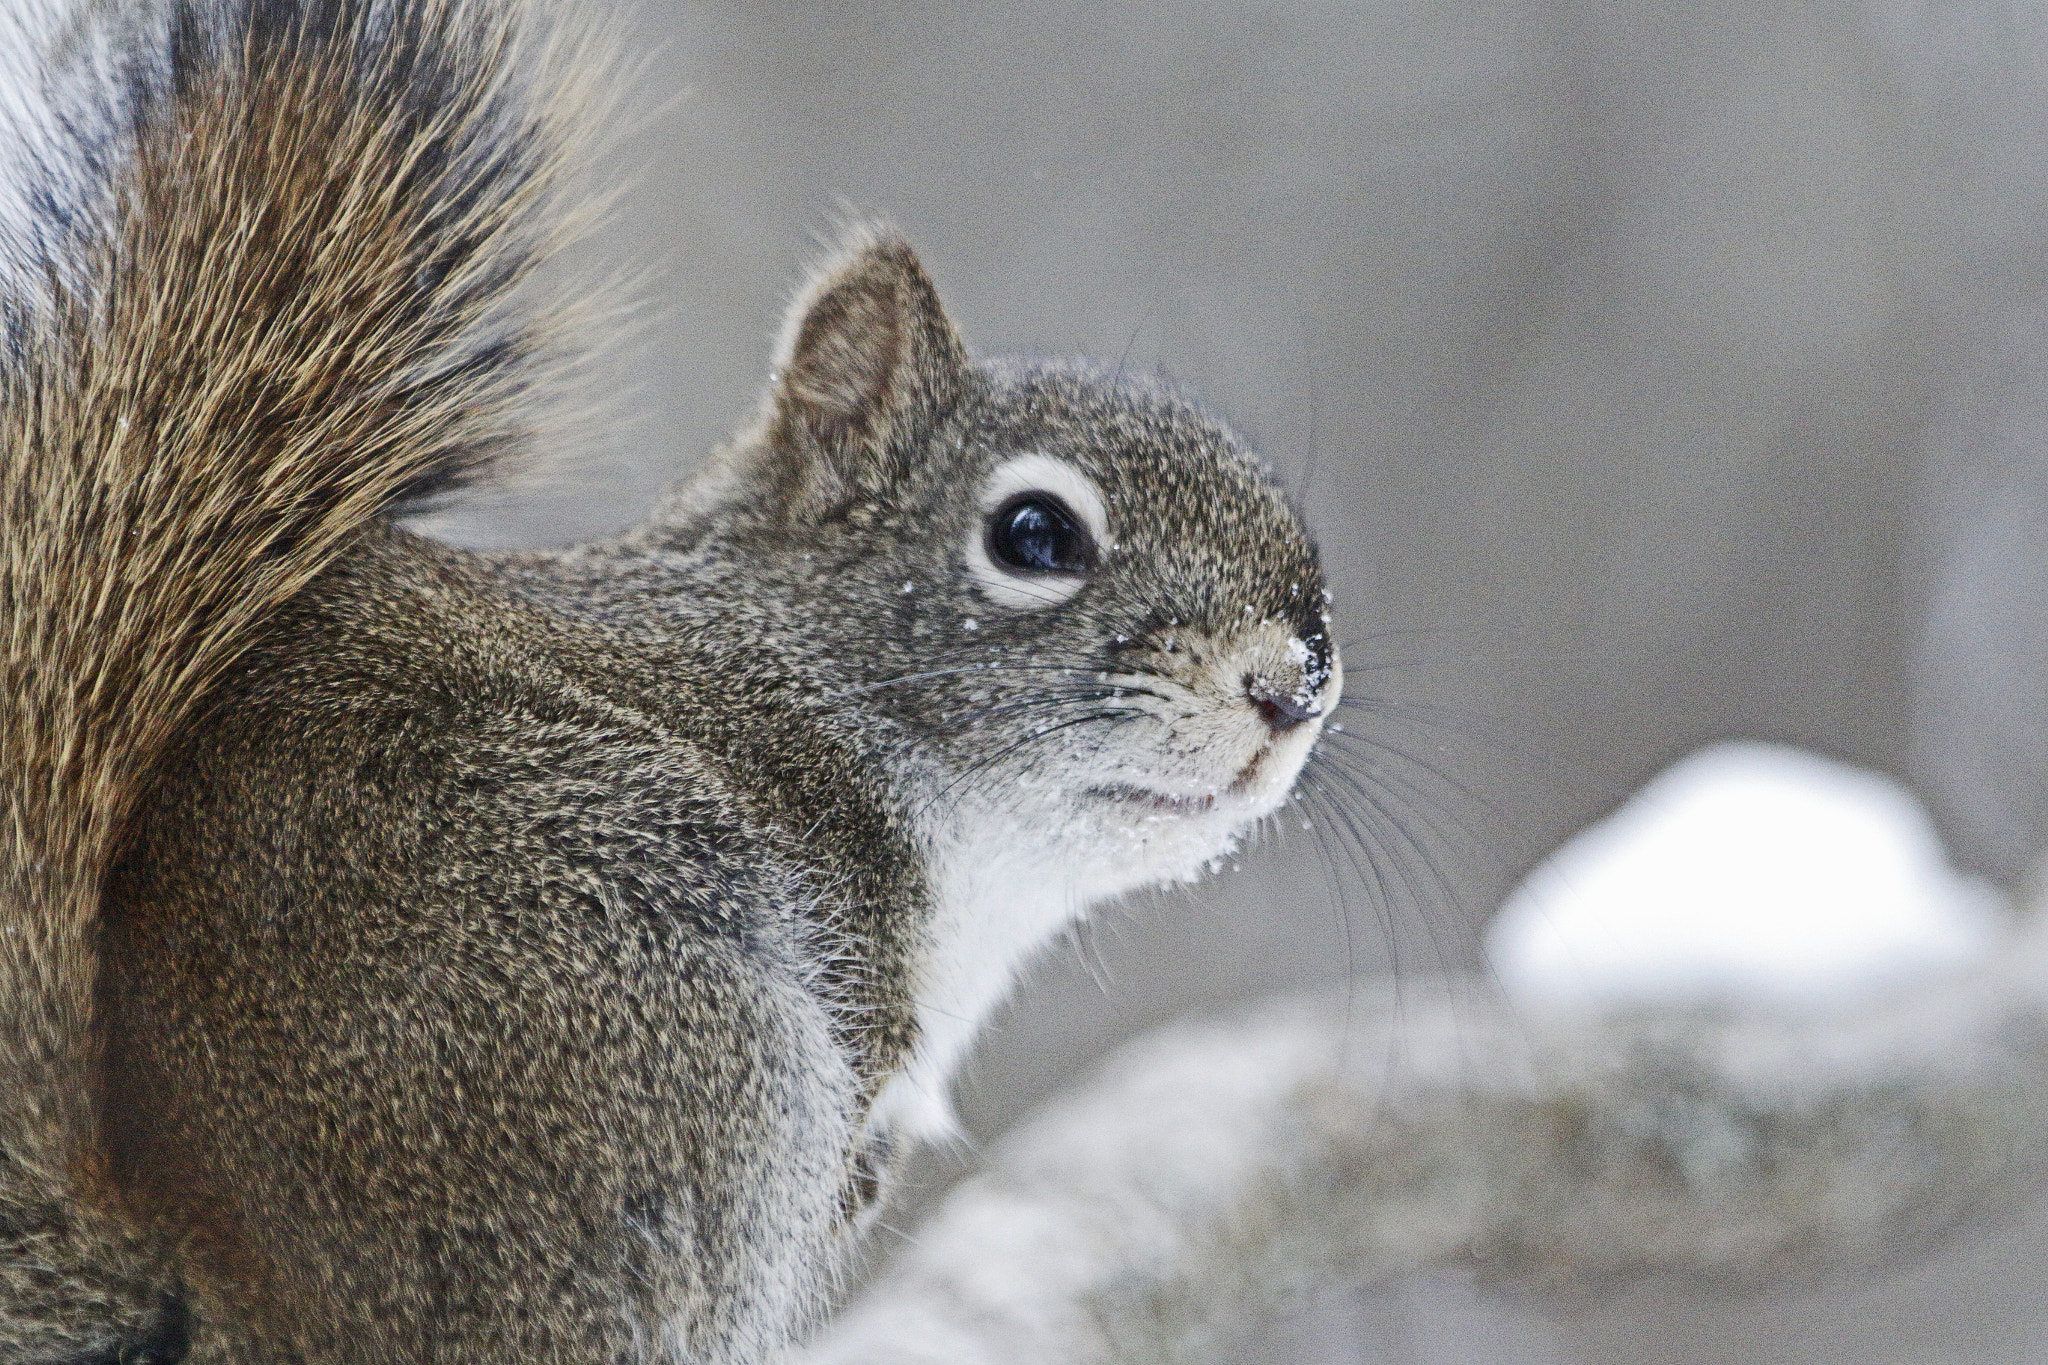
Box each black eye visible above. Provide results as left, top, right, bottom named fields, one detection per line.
left=986, top=494, right=1096, bottom=575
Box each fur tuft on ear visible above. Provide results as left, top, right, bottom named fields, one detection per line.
left=756, top=225, right=970, bottom=520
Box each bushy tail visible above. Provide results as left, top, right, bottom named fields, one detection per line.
left=0, top=0, right=593, bottom=1354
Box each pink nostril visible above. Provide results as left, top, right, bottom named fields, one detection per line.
left=1247, top=681, right=1318, bottom=734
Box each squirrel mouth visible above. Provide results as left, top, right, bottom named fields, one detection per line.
left=1087, top=783, right=1218, bottom=813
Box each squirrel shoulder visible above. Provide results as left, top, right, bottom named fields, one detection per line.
left=1, top=1, right=1340, bottom=1358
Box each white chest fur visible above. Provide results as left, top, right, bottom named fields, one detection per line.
left=869, top=821, right=1098, bottom=1142
left=869, top=789, right=1270, bottom=1141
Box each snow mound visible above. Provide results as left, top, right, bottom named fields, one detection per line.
left=1487, top=742, right=2008, bottom=1009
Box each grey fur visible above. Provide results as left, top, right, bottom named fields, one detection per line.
left=0, top=2, right=1337, bottom=1359
left=103, top=250, right=1335, bottom=1360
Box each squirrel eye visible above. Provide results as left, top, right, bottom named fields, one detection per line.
left=987, top=494, right=1096, bottom=575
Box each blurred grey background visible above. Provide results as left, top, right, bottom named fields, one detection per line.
left=428, top=1, right=2048, bottom=1359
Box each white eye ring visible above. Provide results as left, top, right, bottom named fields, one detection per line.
left=964, top=454, right=1110, bottom=610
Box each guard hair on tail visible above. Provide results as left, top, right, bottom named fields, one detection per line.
left=0, top=0, right=593, bottom=1356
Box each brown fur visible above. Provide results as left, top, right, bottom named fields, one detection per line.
left=2, top=2, right=1336, bottom=1359
left=1, top=0, right=591, bottom=1355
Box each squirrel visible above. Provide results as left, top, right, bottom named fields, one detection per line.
left=0, top=0, right=1341, bottom=1359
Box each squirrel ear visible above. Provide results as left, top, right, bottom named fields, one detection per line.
left=759, top=229, right=969, bottom=519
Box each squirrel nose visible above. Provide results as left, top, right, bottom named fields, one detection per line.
left=1246, top=678, right=1319, bottom=735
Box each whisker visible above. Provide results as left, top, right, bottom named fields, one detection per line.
left=1312, top=760, right=1471, bottom=982
left=1113, top=312, right=1149, bottom=384
left=1315, top=742, right=1493, bottom=857
left=932, top=690, right=1158, bottom=733
left=1296, top=318, right=1321, bottom=504
left=1338, top=623, right=1531, bottom=650
left=1320, top=722, right=1503, bottom=826
left=1291, top=782, right=1362, bottom=1058
left=1296, top=780, right=1415, bottom=1101
left=1313, top=743, right=1490, bottom=887
left=1069, top=912, right=1120, bottom=997
left=907, top=711, right=1143, bottom=826
left=1332, top=694, right=1547, bottom=768
left=831, top=661, right=1097, bottom=699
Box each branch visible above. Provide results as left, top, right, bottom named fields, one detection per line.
left=804, top=919, right=2048, bottom=1363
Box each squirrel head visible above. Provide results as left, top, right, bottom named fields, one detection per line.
left=671, top=227, right=1339, bottom=894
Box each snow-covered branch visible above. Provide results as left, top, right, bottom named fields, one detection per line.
left=806, top=748, right=2048, bottom=1363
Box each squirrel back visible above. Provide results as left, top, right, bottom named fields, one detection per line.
left=0, top=0, right=587, bottom=1355
left=2, top=0, right=1340, bottom=1359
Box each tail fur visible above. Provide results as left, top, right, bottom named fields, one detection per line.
left=0, top=0, right=590, bottom=1355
